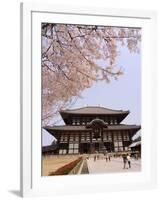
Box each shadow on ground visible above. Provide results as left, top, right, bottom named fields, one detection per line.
left=9, top=190, right=21, bottom=197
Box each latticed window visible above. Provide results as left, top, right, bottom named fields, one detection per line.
left=124, top=147, right=129, bottom=151
left=113, top=132, right=122, bottom=141
left=59, top=149, right=67, bottom=154
left=75, top=134, right=79, bottom=141
left=69, top=135, right=74, bottom=142
left=86, top=133, right=90, bottom=141
left=123, top=132, right=130, bottom=141
left=107, top=132, right=112, bottom=141
left=114, top=141, right=123, bottom=152
left=75, top=118, right=80, bottom=125
left=68, top=142, right=79, bottom=154
left=118, top=147, right=123, bottom=151
left=60, top=134, right=68, bottom=142
left=72, top=119, right=76, bottom=125
left=103, top=132, right=107, bottom=141
left=103, top=132, right=112, bottom=141
left=82, top=121, right=85, bottom=125
left=114, top=132, right=123, bottom=151
left=81, top=133, right=86, bottom=141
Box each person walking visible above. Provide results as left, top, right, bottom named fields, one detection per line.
left=105, top=155, right=108, bottom=162
left=122, top=154, right=128, bottom=169
left=108, top=154, right=111, bottom=162
left=94, top=155, right=96, bottom=162
left=127, top=154, right=131, bottom=168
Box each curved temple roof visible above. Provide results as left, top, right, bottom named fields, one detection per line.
left=45, top=124, right=141, bottom=139
left=45, top=124, right=141, bottom=132
left=60, top=106, right=129, bottom=115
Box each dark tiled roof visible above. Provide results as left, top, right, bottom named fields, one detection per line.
left=60, top=106, right=129, bottom=115
left=45, top=124, right=141, bottom=132
left=42, top=145, right=56, bottom=151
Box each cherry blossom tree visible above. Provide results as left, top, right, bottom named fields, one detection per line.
left=42, top=23, right=141, bottom=125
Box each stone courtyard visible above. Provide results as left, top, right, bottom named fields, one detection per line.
left=86, top=157, right=141, bottom=174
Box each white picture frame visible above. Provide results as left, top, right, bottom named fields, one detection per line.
left=20, top=2, right=157, bottom=197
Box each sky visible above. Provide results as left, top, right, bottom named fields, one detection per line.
left=42, top=39, right=141, bottom=146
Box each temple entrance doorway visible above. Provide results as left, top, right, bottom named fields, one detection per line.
left=80, top=143, right=90, bottom=154
left=91, top=142, right=106, bottom=153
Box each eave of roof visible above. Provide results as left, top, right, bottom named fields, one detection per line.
left=60, top=106, right=129, bottom=115
left=44, top=124, right=141, bottom=132
left=129, top=141, right=141, bottom=147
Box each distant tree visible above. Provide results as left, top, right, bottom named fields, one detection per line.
left=42, top=23, right=141, bottom=125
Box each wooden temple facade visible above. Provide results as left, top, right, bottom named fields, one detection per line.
left=44, top=107, right=141, bottom=155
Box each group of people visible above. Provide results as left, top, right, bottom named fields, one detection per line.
left=88, top=153, right=132, bottom=170
left=92, top=153, right=111, bottom=162
left=105, top=154, right=111, bottom=162
left=122, top=154, right=131, bottom=169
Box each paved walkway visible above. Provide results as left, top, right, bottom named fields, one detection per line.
left=87, top=157, right=141, bottom=174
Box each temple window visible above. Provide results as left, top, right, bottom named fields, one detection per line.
left=60, top=135, right=63, bottom=142
left=60, top=134, right=68, bottom=143
left=69, top=135, right=74, bottom=142
left=74, top=143, right=79, bottom=148
left=103, top=132, right=107, bottom=141
left=72, top=119, right=75, bottom=125
left=114, top=141, right=123, bottom=151
left=114, top=132, right=122, bottom=141
left=113, top=133, right=117, bottom=141
left=123, top=132, right=130, bottom=141
left=68, top=142, right=79, bottom=154
left=73, top=149, right=79, bottom=154
left=114, top=132, right=123, bottom=151
left=86, top=133, right=90, bottom=141
left=118, top=147, right=123, bottom=151
left=59, top=149, right=67, bottom=154
left=107, top=133, right=112, bottom=141
left=118, top=133, right=122, bottom=140
left=77, top=119, right=80, bottom=125
left=68, top=149, right=73, bottom=154
left=75, top=135, right=79, bottom=142
left=125, top=147, right=129, bottom=151
left=69, top=143, right=74, bottom=148
left=81, top=133, right=86, bottom=141
left=114, top=147, right=118, bottom=152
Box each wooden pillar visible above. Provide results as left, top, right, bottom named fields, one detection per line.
left=101, top=130, right=104, bottom=142
left=111, top=131, right=114, bottom=152
left=80, top=117, right=83, bottom=125
left=108, top=132, right=112, bottom=152
left=90, top=131, right=93, bottom=153
left=78, top=131, right=81, bottom=154
left=67, top=133, right=70, bottom=154
left=121, top=131, right=125, bottom=151
left=56, top=133, right=61, bottom=154
left=129, top=130, right=132, bottom=142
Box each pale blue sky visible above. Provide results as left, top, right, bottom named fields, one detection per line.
left=42, top=43, right=141, bottom=146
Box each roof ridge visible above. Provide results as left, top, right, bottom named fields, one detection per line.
left=61, top=106, right=127, bottom=112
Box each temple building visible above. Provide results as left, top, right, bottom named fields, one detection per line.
left=44, top=106, right=141, bottom=155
